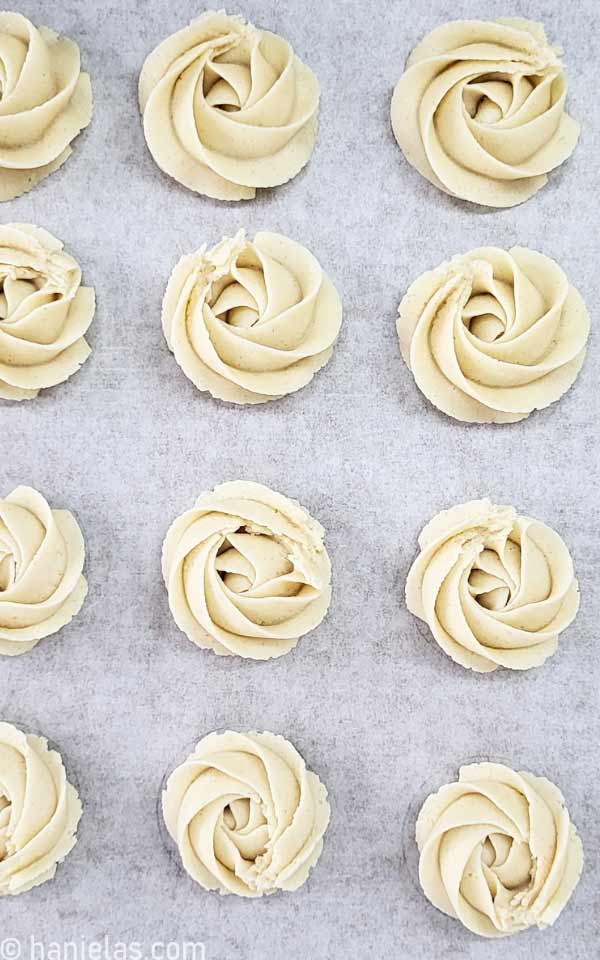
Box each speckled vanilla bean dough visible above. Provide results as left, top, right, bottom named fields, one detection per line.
left=0, top=721, right=82, bottom=895
left=0, top=486, right=87, bottom=656
left=0, top=12, right=92, bottom=201
left=0, top=224, right=95, bottom=401
left=163, top=730, right=330, bottom=896
left=162, top=230, right=342, bottom=403
left=397, top=247, right=589, bottom=423
left=162, top=481, right=331, bottom=659
left=417, top=762, right=583, bottom=937
left=391, top=18, right=579, bottom=207
left=406, top=499, right=579, bottom=672
left=139, top=10, right=320, bottom=200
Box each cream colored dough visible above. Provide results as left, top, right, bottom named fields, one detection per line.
left=0, top=12, right=92, bottom=201
left=162, top=481, right=331, bottom=659
left=139, top=10, right=320, bottom=200
left=397, top=246, right=589, bottom=423
left=391, top=18, right=579, bottom=207
left=417, top=762, right=583, bottom=937
left=0, top=721, right=82, bottom=896
left=163, top=730, right=330, bottom=897
left=0, top=223, right=95, bottom=401
left=0, top=485, right=87, bottom=656
left=162, top=229, right=342, bottom=404
left=406, top=499, right=579, bottom=673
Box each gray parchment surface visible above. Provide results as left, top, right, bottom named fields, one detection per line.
left=2, top=0, right=599, bottom=957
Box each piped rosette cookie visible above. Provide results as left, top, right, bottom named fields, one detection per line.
left=162, top=730, right=330, bottom=896
left=162, top=481, right=331, bottom=659
left=406, top=499, right=579, bottom=672
left=162, top=229, right=342, bottom=403
left=139, top=10, right=320, bottom=200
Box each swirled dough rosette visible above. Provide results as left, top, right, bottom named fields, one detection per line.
left=162, top=230, right=342, bottom=403
left=391, top=18, right=579, bottom=207
left=0, top=721, right=82, bottom=896
left=162, top=481, right=331, bottom=659
left=406, top=500, right=579, bottom=673
left=0, top=12, right=92, bottom=201
left=163, top=730, right=330, bottom=897
left=416, top=762, right=583, bottom=937
left=0, top=486, right=87, bottom=656
left=0, top=224, right=95, bottom=401
left=139, top=10, right=320, bottom=200
left=397, top=247, right=589, bottom=423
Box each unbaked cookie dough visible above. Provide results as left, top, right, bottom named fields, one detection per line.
left=0, top=12, right=92, bottom=201
left=391, top=18, right=579, bottom=207
left=162, top=229, right=342, bottom=403
left=139, top=10, right=320, bottom=200
left=163, top=730, right=330, bottom=896
left=0, top=721, right=82, bottom=896
left=397, top=246, right=589, bottom=423
left=162, top=481, right=331, bottom=659
left=416, top=762, right=583, bottom=937
left=0, top=485, right=87, bottom=656
left=406, top=499, right=579, bottom=672
left=0, top=224, right=95, bottom=401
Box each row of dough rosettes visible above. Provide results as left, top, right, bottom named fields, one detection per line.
left=0, top=223, right=590, bottom=419
left=0, top=719, right=583, bottom=940
left=0, top=480, right=580, bottom=672
left=0, top=11, right=580, bottom=207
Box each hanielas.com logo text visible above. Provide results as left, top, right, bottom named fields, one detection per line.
left=0, top=938, right=206, bottom=960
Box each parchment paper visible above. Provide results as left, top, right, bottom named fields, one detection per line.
left=2, top=0, right=599, bottom=957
